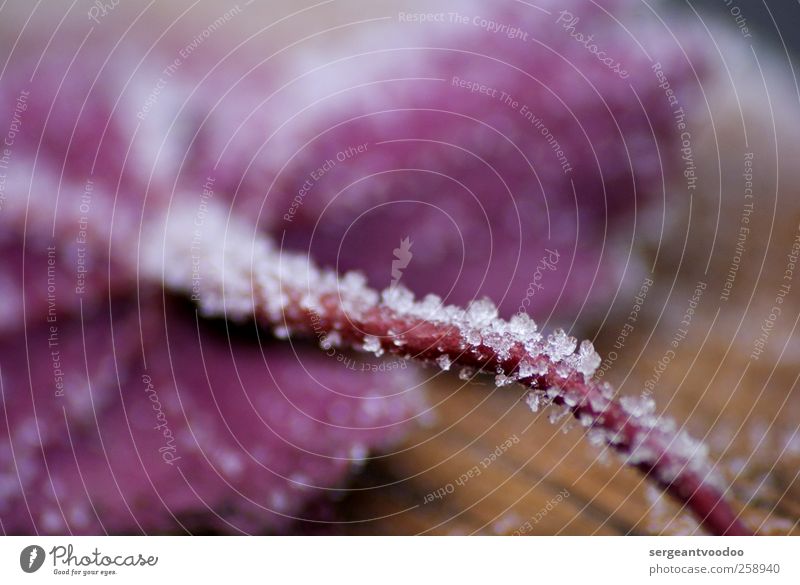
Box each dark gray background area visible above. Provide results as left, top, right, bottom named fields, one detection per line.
left=687, top=0, right=800, bottom=55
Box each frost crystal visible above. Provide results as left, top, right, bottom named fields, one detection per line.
left=495, top=373, right=514, bottom=387
left=465, top=298, right=498, bottom=328
left=517, top=360, right=536, bottom=379
left=362, top=335, right=383, bottom=356
left=525, top=392, right=543, bottom=413
left=464, top=329, right=482, bottom=346
left=620, top=395, right=656, bottom=417
left=508, top=313, right=540, bottom=343
left=324, top=331, right=342, bottom=348
left=548, top=406, right=570, bottom=424
left=562, top=390, right=580, bottom=408
left=555, top=363, right=572, bottom=379
left=418, top=294, right=443, bottom=320
left=545, top=329, right=577, bottom=361
left=571, top=340, right=602, bottom=377
left=627, top=437, right=657, bottom=465
left=381, top=285, right=415, bottom=314
left=436, top=355, right=452, bottom=371
left=587, top=428, right=607, bottom=447
left=518, top=357, right=548, bottom=379
left=587, top=391, right=608, bottom=413
left=458, top=367, right=475, bottom=381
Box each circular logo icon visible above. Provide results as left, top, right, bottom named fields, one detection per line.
left=20, top=545, right=46, bottom=573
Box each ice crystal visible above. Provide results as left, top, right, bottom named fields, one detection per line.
left=549, top=406, right=570, bottom=425
left=545, top=329, right=577, bottom=361
left=362, top=335, right=383, bottom=356
left=525, top=392, right=543, bottom=413
left=465, top=299, right=499, bottom=328
left=382, top=285, right=415, bottom=313
left=418, top=294, right=443, bottom=319
left=436, top=354, right=452, bottom=371
left=571, top=340, right=602, bottom=377
left=508, top=313, right=540, bottom=343
left=458, top=367, right=475, bottom=381
left=620, top=395, right=656, bottom=418
left=517, top=357, right=548, bottom=379
left=495, top=373, right=514, bottom=387
left=555, top=363, right=572, bottom=379
left=562, top=390, right=580, bottom=408
left=323, top=331, right=342, bottom=348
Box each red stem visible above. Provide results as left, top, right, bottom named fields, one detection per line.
left=152, top=207, right=752, bottom=535
left=280, top=298, right=749, bottom=535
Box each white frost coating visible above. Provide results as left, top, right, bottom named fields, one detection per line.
left=148, top=201, right=607, bottom=390
left=148, top=201, right=721, bottom=495
left=548, top=407, right=570, bottom=424
left=142, top=199, right=261, bottom=318
left=147, top=203, right=616, bottom=389
left=620, top=395, right=656, bottom=417
left=144, top=199, right=379, bottom=324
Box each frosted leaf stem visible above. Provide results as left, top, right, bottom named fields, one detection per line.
left=150, top=204, right=751, bottom=536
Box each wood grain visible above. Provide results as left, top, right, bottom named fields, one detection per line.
left=330, top=308, right=800, bottom=535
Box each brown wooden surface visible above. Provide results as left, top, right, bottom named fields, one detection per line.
left=327, top=313, right=800, bottom=535
left=2, top=0, right=798, bottom=537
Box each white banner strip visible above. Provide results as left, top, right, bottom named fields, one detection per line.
left=1, top=536, right=796, bottom=583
